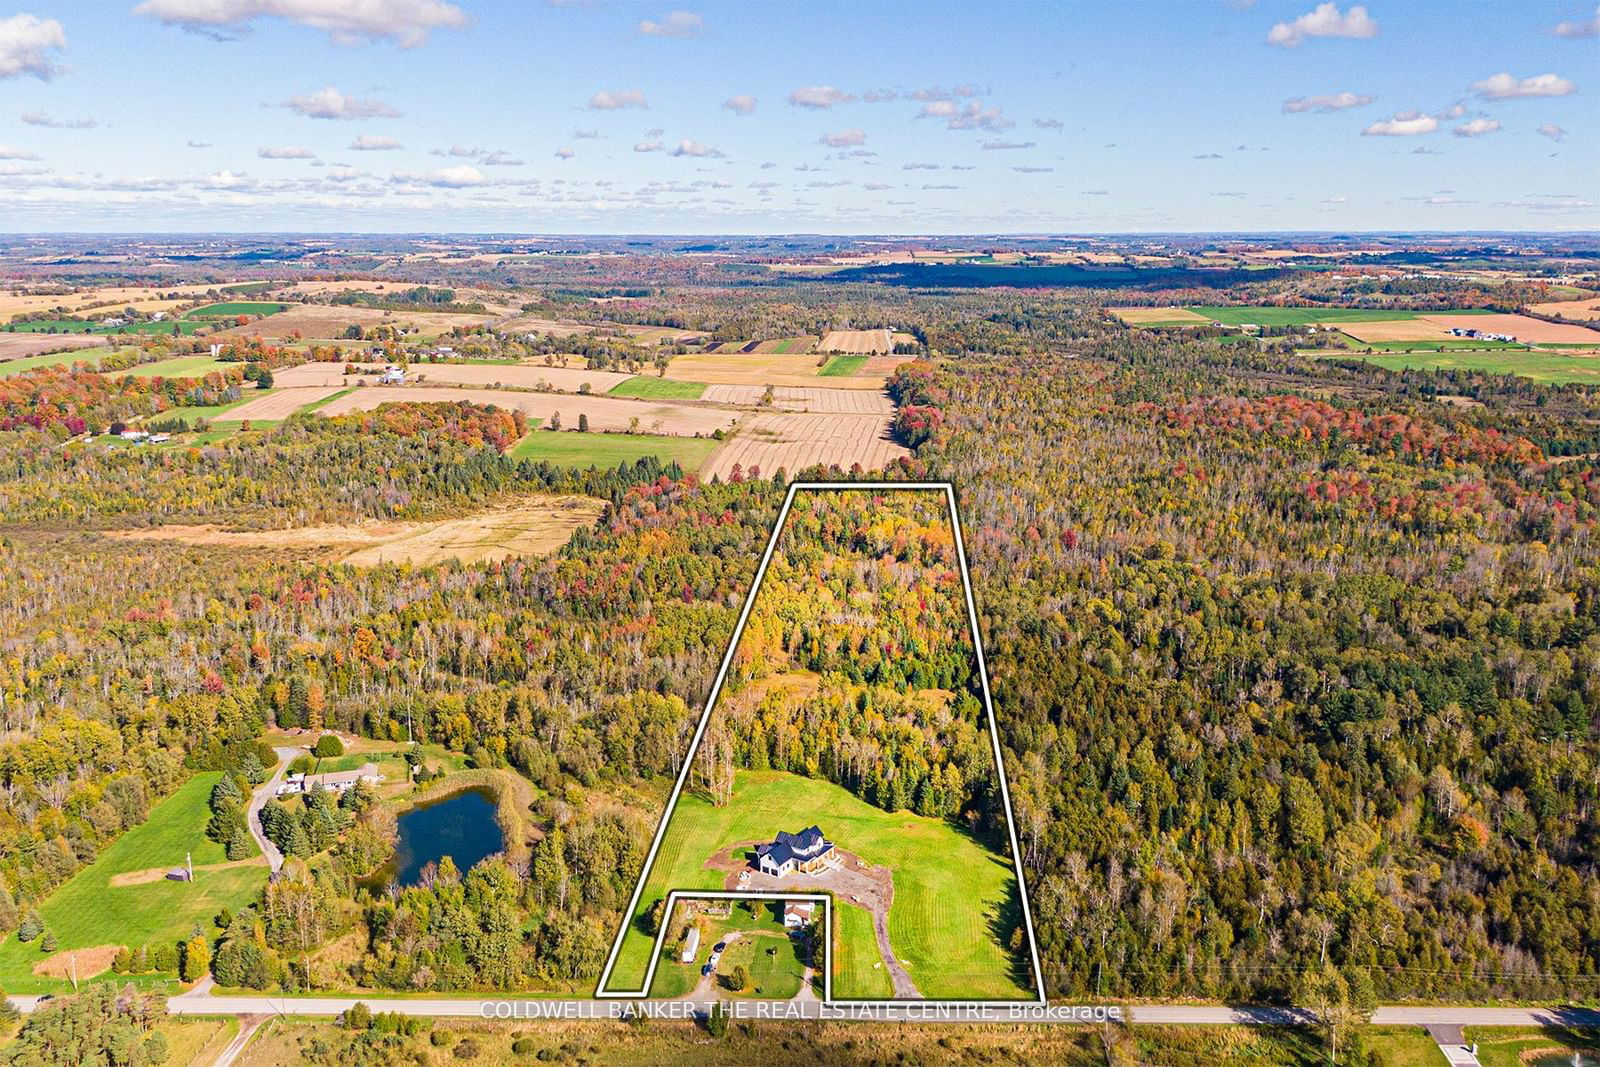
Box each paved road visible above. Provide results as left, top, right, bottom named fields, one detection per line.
left=247, top=746, right=302, bottom=873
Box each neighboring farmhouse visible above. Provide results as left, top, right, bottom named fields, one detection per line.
left=782, top=900, right=816, bottom=927
left=755, top=825, right=833, bottom=877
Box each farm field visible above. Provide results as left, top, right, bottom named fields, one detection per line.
left=0, top=346, right=112, bottom=375
left=1525, top=294, right=1600, bottom=321
left=0, top=332, right=108, bottom=361
left=0, top=773, right=269, bottom=994
left=1109, top=306, right=1214, bottom=326
left=319, top=386, right=741, bottom=437
left=609, top=376, right=707, bottom=399
left=399, top=361, right=634, bottom=393
left=820, top=355, right=869, bottom=377
left=664, top=350, right=888, bottom=389
left=501, top=315, right=704, bottom=344
left=509, top=431, right=721, bottom=471
left=0, top=284, right=234, bottom=320
left=184, top=301, right=290, bottom=318
left=608, top=770, right=1027, bottom=1000
left=222, top=386, right=345, bottom=422
left=1181, top=306, right=1450, bottom=325
left=217, top=304, right=492, bottom=340
left=1317, top=349, right=1600, bottom=385
left=700, top=385, right=896, bottom=414
left=102, top=495, right=604, bottom=566
left=700, top=411, right=908, bottom=480
left=108, top=356, right=238, bottom=378
left=1421, top=312, right=1600, bottom=344
left=820, top=328, right=892, bottom=354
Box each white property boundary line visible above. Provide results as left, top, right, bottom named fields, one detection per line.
left=594, top=481, right=1047, bottom=1006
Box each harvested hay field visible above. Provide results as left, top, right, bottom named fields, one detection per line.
left=864, top=354, right=916, bottom=376
left=0, top=284, right=232, bottom=321
left=701, top=385, right=895, bottom=414
left=1339, top=319, right=1456, bottom=343
left=102, top=496, right=605, bottom=567
left=1110, top=307, right=1213, bottom=326
left=224, top=386, right=345, bottom=422
left=218, top=304, right=491, bottom=340
left=273, top=360, right=634, bottom=393
left=0, top=332, right=110, bottom=360
left=32, top=944, right=122, bottom=981
left=1526, top=295, right=1600, bottom=322
left=1420, top=312, right=1600, bottom=344
left=752, top=336, right=817, bottom=354
left=319, top=386, right=740, bottom=437
left=502, top=316, right=703, bottom=344
left=701, top=412, right=908, bottom=480
left=820, top=328, right=892, bottom=355
left=664, top=350, right=887, bottom=389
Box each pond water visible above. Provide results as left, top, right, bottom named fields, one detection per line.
left=1529, top=1055, right=1599, bottom=1066
left=361, top=787, right=504, bottom=891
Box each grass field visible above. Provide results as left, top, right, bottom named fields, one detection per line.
left=608, top=377, right=708, bottom=400
left=1333, top=336, right=1529, bottom=352
left=1186, top=306, right=1496, bottom=326
left=834, top=900, right=893, bottom=998
left=1464, top=1026, right=1600, bottom=1067
left=0, top=349, right=106, bottom=377
left=649, top=900, right=806, bottom=999
left=1318, top=349, right=1600, bottom=385
left=110, top=356, right=237, bottom=379
left=607, top=770, right=1027, bottom=1000
left=4, top=318, right=207, bottom=336
left=509, top=431, right=720, bottom=471
left=185, top=301, right=289, bottom=318
left=819, top=355, right=869, bottom=377
left=0, top=773, right=269, bottom=994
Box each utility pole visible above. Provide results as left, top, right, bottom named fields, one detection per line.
left=187, top=851, right=193, bottom=882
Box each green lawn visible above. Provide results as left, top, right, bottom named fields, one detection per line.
left=4, top=319, right=207, bottom=336
left=109, top=356, right=237, bottom=379
left=153, top=396, right=257, bottom=422
left=1317, top=349, right=1600, bottom=385
left=1465, top=1027, right=1600, bottom=1067
left=1187, top=306, right=1494, bottom=326
left=606, top=770, right=1027, bottom=1000
left=834, top=900, right=892, bottom=998
left=0, top=349, right=109, bottom=377
left=608, top=377, right=708, bottom=400
left=648, top=900, right=806, bottom=999
left=1333, top=335, right=1529, bottom=352
left=1364, top=1027, right=1448, bottom=1066
left=819, top=355, right=868, bottom=376
left=184, top=301, right=289, bottom=318
left=0, top=773, right=270, bottom=994
left=510, top=431, right=720, bottom=472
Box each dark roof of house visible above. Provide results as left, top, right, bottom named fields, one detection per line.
left=756, top=826, right=831, bottom=868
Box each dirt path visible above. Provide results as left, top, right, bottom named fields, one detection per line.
left=212, top=1013, right=268, bottom=1067
left=708, top=844, right=921, bottom=998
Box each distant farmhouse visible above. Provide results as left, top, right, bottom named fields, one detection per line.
left=276, top=766, right=382, bottom=797
left=756, top=826, right=833, bottom=877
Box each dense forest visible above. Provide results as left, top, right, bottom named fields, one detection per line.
left=0, top=283, right=1595, bottom=1008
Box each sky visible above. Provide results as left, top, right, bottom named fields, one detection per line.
left=0, top=0, right=1595, bottom=233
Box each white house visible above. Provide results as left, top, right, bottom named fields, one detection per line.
left=680, top=926, right=701, bottom=964
left=755, top=826, right=833, bottom=878
left=379, top=365, right=406, bottom=385
left=783, top=901, right=816, bottom=927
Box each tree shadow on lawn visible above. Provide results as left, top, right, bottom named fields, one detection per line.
left=984, top=864, right=1037, bottom=996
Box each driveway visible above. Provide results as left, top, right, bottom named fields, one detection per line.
left=248, top=747, right=303, bottom=873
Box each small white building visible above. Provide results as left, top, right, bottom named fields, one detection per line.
left=379, top=365, right=406, bottom=385
left=783, top=901, right=816, bottom=928
left=680, top=926, right=701, bottom=964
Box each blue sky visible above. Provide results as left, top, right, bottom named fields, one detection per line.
left=0, top=0, right=1594, bottom=232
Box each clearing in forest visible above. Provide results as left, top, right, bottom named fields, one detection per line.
left=100, top=495, right=605, bottom=567
left=598, top=484, right=1043, bottom=1003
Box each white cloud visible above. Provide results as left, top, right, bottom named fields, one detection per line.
left=186, top=139, right=212, bottom=148
left=0, top=13, right=65, bottom=79
left=1282, top=91, right=1374, bottom=113
left=394, top=164, right=483, bottom=187
left=723, top=94, right=756, bottom=116
left=1551, top=5, right=1599, bottom=38
left=1267, top=3, right=1378, bottom=47
left=671, top=139, right=723, bottom=157
left=1453, top=118, right=1501, bottom=137
left=633, top=140, right=663, bottom=153
left=554, top=147, right=574, bottom=159
left=589, top=89, right=648, bottom=110
left=573, top=128, right=598, bottom=139
left=258, top=145, right=315, bottom=158
left=944, top=102, right=1013, bottom=131
left=789, top=85, right=854, bottom=109
left=0, top=144, right=40, bottom=160
left=1033, top=117, right=1063, bottom=130
left=917, top=100, right=959, bottom=118
left=637, top=10, right=701, bottom=37
left=284, top=87, right=399, bottom=119
left=1013, top=166, right=1052, bottom=173
left=1537, top=122, right=1567, bottom=141
left=902, top=162, right=940, bottom=170
left=350, top=135, right=403, bottom=151
left=981, top=139, right=1035, bottom=150
left=1472, top=72, right=1577, bottom=99
left=21, top=111, right=95, bottom=129
left=133, top=0, right=467, bottom=48
left=1362, top=111, right=1439, bottom=136
left=1323, top=196, right=1348, bottom=204
left=820, top=128, right=865, bottom=147
left=863, top=181, right=890, bottom=190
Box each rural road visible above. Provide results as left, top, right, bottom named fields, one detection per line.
left=247, top=746, right=303, bottom=873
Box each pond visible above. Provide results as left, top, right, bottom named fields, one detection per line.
left=361, top=787, right=504, bottom=891
left=1529, top=1056, right=1600, bottom=1066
